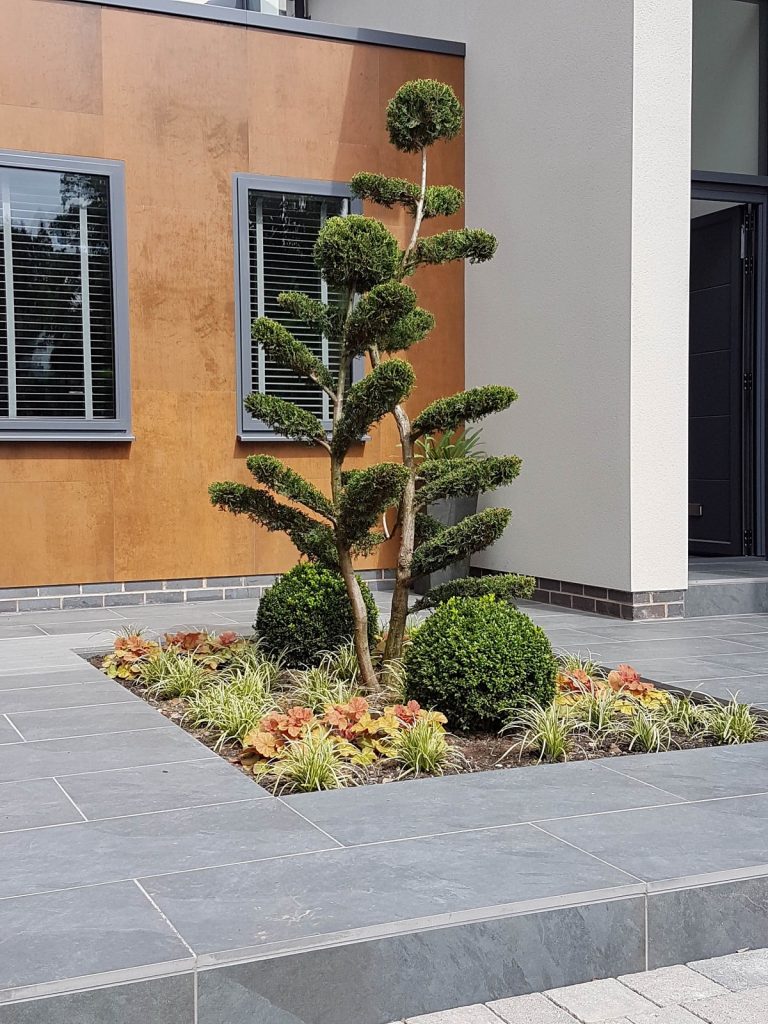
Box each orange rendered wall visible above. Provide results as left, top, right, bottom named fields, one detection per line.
left=0, top=0, right=464, bottom=588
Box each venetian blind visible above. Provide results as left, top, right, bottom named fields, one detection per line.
left=248, top=189, right=347, bottom=423
left=0, top=167, right=116, bottom=421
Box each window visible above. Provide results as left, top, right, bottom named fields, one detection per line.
left=0, top=152, right=130, bottom=440
left=235, top=175, right=359, bottom=440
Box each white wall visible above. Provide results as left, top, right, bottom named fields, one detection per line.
left=313, top=0, right=692, bottom=593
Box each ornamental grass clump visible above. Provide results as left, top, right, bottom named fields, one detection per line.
left=184, top=669, right=278, bottom=748
left=404, top=596, right=557, bottom=732
left=390, top=716, right=461, bottom=777
left=625, top=706, right=675, bottom=754
left=145, top=655, right=209, bottom=700
left=210, top=78, right=532, bottom=689
left=501, top=699, right=578, bottom=764
left=268, top=730, right=359, bottom=793
left=699, top=695, right=764, bottom=745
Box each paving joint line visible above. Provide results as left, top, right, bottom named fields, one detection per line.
left=529, top=821, right=646, bottom=885
left=2, top=713, right=26, bottom=741
left=51, top=777, right=88, bottom=823
left=133, top=878, right=197, bottom=959
left=276, top=796, right=345, bottom=849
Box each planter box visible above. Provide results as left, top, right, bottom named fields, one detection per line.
left=413, top=494, right=478, bottom=595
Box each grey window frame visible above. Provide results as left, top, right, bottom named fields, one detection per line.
left=233, top=173, right=362, bottom=442
left=0, top=149, right=131, bottom=442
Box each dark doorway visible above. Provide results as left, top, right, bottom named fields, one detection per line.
left=689, top=202, right=755, bottom=555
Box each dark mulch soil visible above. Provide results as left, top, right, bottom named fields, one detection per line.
left=91, top=653, right=767, bottom=792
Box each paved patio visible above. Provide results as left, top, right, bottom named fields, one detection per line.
left=398, top=949, right=768, bottom=1023
left=1, top=597, right=768, bottom=1022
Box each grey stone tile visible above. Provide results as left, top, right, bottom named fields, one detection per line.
left=630, top=655, right=768, bottom=683
left=0, top=727, right=213, bottom=784
left=285, top=761, right=681, bottom=845
left=0, top=881, right=192, bottom=999
left=60, top=596, right=106, bottom=610
left=0, top=717, right=22, bottom=744
left=545, top=978, right=657, bottom=1022
left=718, top=632, right=768, bottom=651
left=0, top=800, right=329, bottom=898
left=81, top=582, right=125, bottom=594
left=603, top=744, right=768, bottom=802
left=407, top=1007, right=498, bottom=1023
left=8, top=702, right=172, bottom=742
left=0, top=975, right=194, bottom=1024
left=145, top=591, right=185, bottom=605
left=580, top=616, right=768, bottom=641
left=0, top=623, right=46, bottom=639
left=34, top=620, right=118, bottom=637
left=540, top=628, right=621, bottom=648
left=619, top=964, right=727, bottom=1006
left=195, top=897, right=645, bottom=1024
left=648, top=878, right=768, bottom=967
left=181, top=589, right=225, bottom=602
left=540, top=794, right=768, bottom=886
left=104, top=592, right=144, bottom=607
left=0, top=779, right=83, bottom=832
left=0, top=679, right=136, bottom=714
left=573, top=637, right=766, bottom=663
left=687, top=677, right=768, bottom=707
left=680, top=986, right=768, bottom=1023
left=486, top=992, right=579, bottom=1023
left=688, top=948, right=768, bottom=991
left=145, top=825, right=640, bottom=958
left=0, top=643, right=93, bottom=676
left=0, top=666, right=105, bottom=691
left=60, top=758, right=267, bottom=819
left=14, top=598, right=61, bottom=613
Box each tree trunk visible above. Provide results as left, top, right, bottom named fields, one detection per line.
left=337, top=546, right=379, bottom=691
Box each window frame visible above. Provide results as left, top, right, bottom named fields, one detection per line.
left=0, top=149, right=131, bottom=442
left=233, top=173, right=363, bottom=442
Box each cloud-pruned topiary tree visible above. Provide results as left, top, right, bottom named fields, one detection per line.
left=210, top=79, right=532, bottom=689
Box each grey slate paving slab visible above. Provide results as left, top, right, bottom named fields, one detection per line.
left=143, top=824, right=641, bottom=960
left=0, top=778, right=83, bottom=832
left=0, top=623, right=46, bottom=640
left=545, top=978, right=658, bottom=1021
left=0, top=726, right=213, bottom=783
left=0, top=975, right=195, bottom=1024
left=686, top=677, right=768, bottom=708
left=194, top=898, right=645, bottom=1024
left=647, top=877, right=768, bottom=967
left=7, top=702, right=174, bottom=742
left=625, top=654, right=768, bottom=683
left=603, top=744, right=768, bottom=801
left=0, top=680, right=137, bottom=714
left=0, top=799, right=331, bottom=899
left=0, top=881, right=193, bottom=1001
left=540, top=793, right=768, bottom=886
left=681, top=986, right=768, bottom=1023
left=0, top=667, right=104, bottom=692
left=285, top=760, right=681, bottom=845
left=567, top=637, right=766, bottom=661
left=618, top=965, right=727, bottom=1006
left=486, top=992, right=580, bottom=1022
left=59, top=758, right=267, bottom=819
left=688, top=948, right=768, bottom=991
left=0, top=717, right=21, bottom=744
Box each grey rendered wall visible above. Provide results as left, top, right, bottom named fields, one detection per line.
left=312, top=0, right=691, bottom=593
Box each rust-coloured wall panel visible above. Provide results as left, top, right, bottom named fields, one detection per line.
left=0, top=1, right=464, bottom=587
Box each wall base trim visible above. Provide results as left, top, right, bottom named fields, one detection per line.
left=0, top=571, right=395, bottom=615
left=472, top=568, right=685, bottom=620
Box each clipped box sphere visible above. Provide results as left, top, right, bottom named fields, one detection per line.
left=404, top=596, right=557, bottom=732
left=256, top=563, right=379, bottom=668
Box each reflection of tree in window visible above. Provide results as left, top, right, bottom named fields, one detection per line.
left=0, top=169, right=115, bottom=420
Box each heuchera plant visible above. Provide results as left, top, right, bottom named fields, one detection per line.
left=239, top=697, right=446, bottom=769
left=210, top=79, right=532, bottom=689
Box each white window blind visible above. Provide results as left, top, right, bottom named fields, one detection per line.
left=0, top=167, right=117, bottom=423
left=247, top=189, right=348, bottom=424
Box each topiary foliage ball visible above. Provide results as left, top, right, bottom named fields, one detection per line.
left=256, top=563, right=379, bottom=668
left=386, top=79, right=463, bottom=153
left=314, top=215, right=400, bottom=293
left=404, top=596, right=557, bottom=732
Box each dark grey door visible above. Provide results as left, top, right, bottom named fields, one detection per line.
left=689, top=205, right=747, bottom=555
